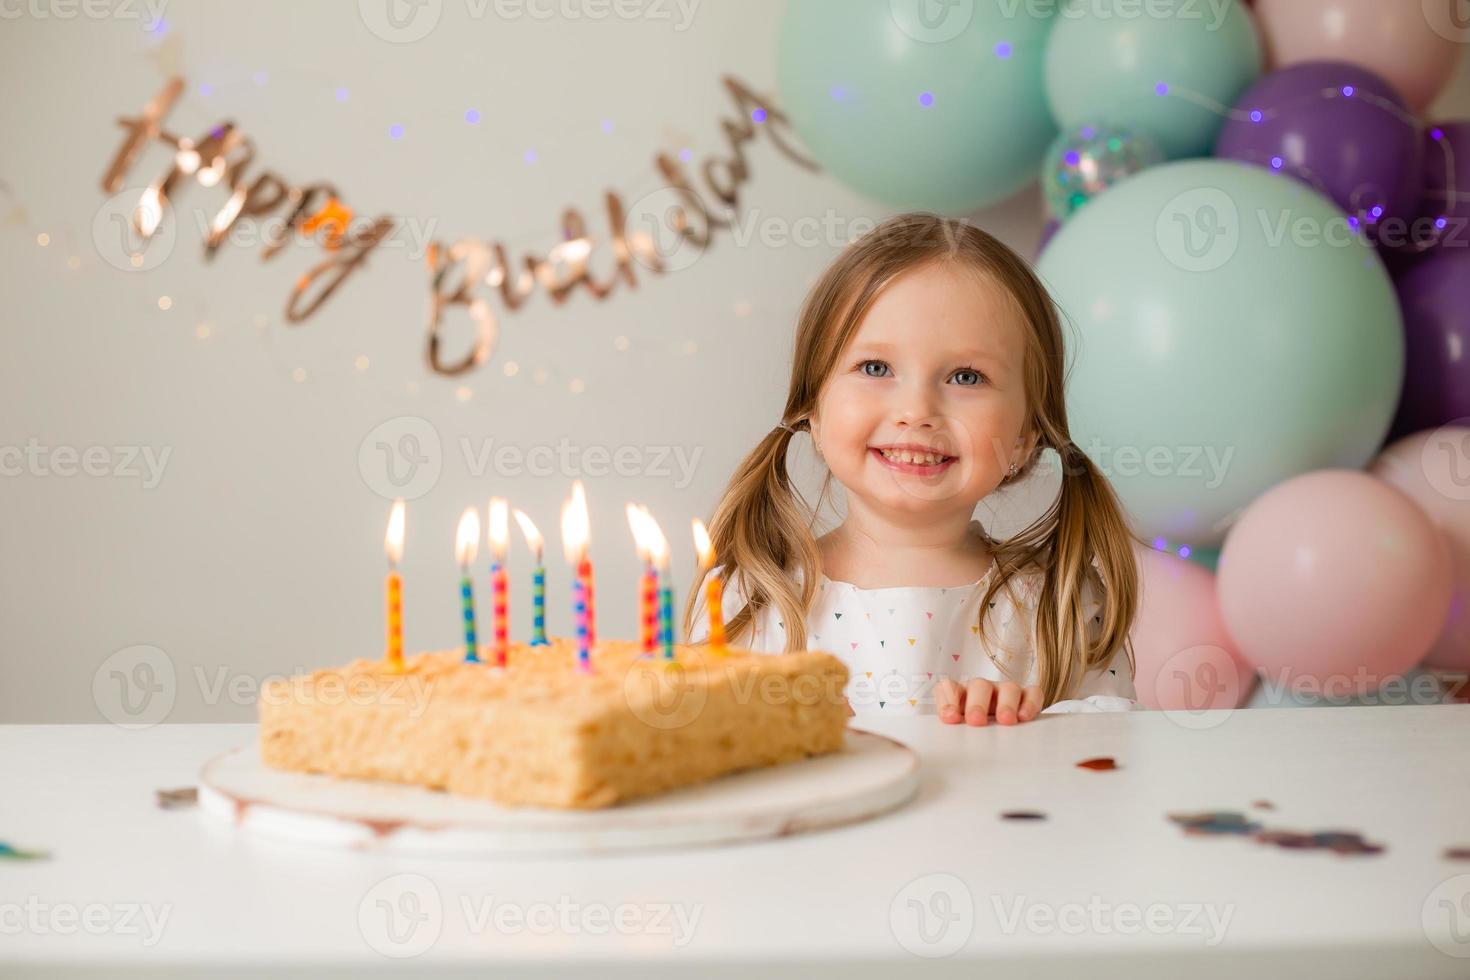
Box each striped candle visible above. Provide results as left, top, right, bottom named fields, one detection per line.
left=573, top=571, right=590, bottom=669
left=640, top=559, right=658, bottom=653
left=455, top=507, right=480, bottom=663
left=460, top=574, right=479, bottom=662
left=561, top=485, right=593, bottom=672
left=658, top=578, right=675, bottom=661
left=487, top=498, right=509, bottom=668
left=513, top=509, right=549, bottom=646
left=580, top=556, right=596, bottom=651
left=530, top=565, right=548, bottom=645
left=490, top=561, right=508, bottom=667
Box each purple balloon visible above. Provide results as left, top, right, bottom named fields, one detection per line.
left=1389, top=248, right=1470, bottom=440
left=1391, top=121, right=1470, bottom=258
left=1216, top=62, right=1424, bottom=244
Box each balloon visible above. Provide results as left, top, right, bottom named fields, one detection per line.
left=1183, top=544, right=1221, bottom=573
left=1391, top=122, right=1470, bottom=257
left=1215, top=62, right=1424, bottom=237
left=1388, top=248, right=1470, bottom=437
left=1247, top=667, right=1452, bottom=708
left=1371, top=428, right=1470, bottom=671
left=1043, top=0, right=1261, bottom=159
left=776, top=0, right=1055, bottom=212
left=1038, top=159, right=1404, bottom=545
left=1130, top=546, right=1254, bottom=715
left=1254, top=0, right=1464, bottom=111
left=1035, top=217, right=1060, bottom=261
left=1041, top=124, right=1163, bottom=221
left=1218, top=470, right=1453, bottom=694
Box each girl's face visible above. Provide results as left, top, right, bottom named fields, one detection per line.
left=811, top=260, right=1037, bottom=519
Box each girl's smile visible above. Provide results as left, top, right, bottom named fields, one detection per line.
left=869, top=443, right=958, bottom=476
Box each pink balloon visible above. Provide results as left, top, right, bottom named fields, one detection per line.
left=1371, top=427, right=1470, bottom=671
left=1255, top=0, right=1463, bottom=111
left=1130, top=545, right=1255, bottom=712
left=1218, top=469, right=1453, bottom=693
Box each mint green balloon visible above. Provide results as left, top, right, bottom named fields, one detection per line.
left=1044, top=0, right=1261, bottom=159
left=777, top=0, right=1055, bottom=213
left=1037, top=160, right=1404, bottom=546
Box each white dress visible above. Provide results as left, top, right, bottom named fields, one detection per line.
left=688, top=544, right=1138, bottom=716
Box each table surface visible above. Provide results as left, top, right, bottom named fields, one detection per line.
left=3, top=707, right=1470, bottom=979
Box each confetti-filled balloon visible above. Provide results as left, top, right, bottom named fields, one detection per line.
left=1042, top=125, right=1163, bottom=221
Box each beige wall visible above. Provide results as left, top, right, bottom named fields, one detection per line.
left=0, top=1, right=1465, bottom=722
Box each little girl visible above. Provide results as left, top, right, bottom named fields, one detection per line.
left=685, top=213, right=1143, bottom=724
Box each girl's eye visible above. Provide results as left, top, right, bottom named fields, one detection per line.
left=859, top=360, right=892, bottom=378
left=950, top=368, right=985, bottom=387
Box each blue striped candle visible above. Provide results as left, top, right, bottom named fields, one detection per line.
left=531, top=565, right=549, bottom=645
left=461, top=574, right=479, bottom=662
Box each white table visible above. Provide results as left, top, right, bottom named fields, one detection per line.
left=3, top=707, right=1469, bottom=978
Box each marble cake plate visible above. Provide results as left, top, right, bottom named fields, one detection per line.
left=197, top=728, right=920, bottom=856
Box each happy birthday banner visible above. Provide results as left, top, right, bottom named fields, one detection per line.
left=100, top=75, right=819, bottom=376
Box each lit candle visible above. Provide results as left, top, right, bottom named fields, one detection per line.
left=513, top=509, right=549, bottom=646
left=487, top=497, right=509, bottom=668
left=561, top=488, right=592, bottom=671
left=384, top=499, right=406, bottom=672
left=692, top=518, right=727, bottom=654
left=456, top=507, right=480, bottom=663
left=626, top=504, right=659, bottom=655
left=571, top=481, right=597, bottom=650
left=643, top=513, right=675, bottom=662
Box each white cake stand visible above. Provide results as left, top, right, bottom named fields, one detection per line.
left=197, top=728, right=920, bottom=856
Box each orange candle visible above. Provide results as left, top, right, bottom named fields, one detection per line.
left=692, top=518, right=726, bottom=653
left=384, top=499, right=406, bottom=671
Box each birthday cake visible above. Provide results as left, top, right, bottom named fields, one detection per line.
left=258, top=638, right=850, bottom=810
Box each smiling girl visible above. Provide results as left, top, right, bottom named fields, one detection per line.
left=686, top=213, right=1143, bottom=724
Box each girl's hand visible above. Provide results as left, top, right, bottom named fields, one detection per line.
left=935, top=678, right=1043, bottom=726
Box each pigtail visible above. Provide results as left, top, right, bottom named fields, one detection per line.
left=982, top=439, right=1142, bottom=706
left=682, top=419, right=827, bottom=653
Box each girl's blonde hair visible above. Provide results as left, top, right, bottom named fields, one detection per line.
left=683, top=213, right=1142, bottom=707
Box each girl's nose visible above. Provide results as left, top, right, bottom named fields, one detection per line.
left=892, top=383, right=941, bottom=428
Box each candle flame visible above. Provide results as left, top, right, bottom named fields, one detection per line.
left=692, top=518, right=715, bottom=569
left=487, top=497, right=509, bottom=560
left=626, top=503, right=650, bottom=559
left=384, top=499, right=405, bottom=567
left=456, top=507, right=480, bottom=568
left=644, top=511, right=669, bottom=569
left=560, top=483, right=589, bottom=566
left=512, top=508, right=543, bottom=560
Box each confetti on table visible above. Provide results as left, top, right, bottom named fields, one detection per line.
left=156, top=787, right=198, bottom=810
left=1251, top=799, right=1275, bottom=810
left=1076, top=756, right=1118, bottom=771
left=1168, top=811, right=1263, bottom=836
left=1168, top=811, right=1384, bottom=856
left=1444, top=847, right=1470, bottom=861
left=0, top=841, right=51, bottom=860
left=1256, top=830, right=1384, bottom=856
left=1001, top=810, right=1047, bottom=821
